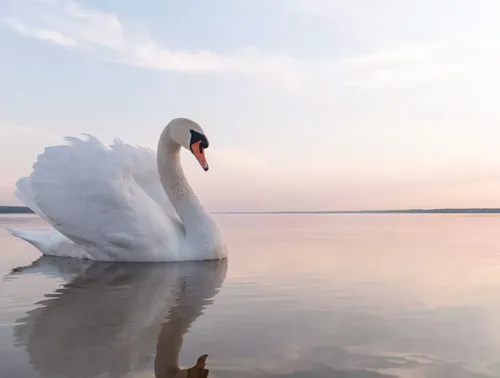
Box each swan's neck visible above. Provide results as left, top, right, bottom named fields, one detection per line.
left=157, top=133, right=213, bottom=236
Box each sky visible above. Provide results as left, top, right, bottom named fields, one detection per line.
left=1, top=0, right=500, bottom=212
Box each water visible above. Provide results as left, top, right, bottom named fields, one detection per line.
left=1, top=214, right=500, bottom=377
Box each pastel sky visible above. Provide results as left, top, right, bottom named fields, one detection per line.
left=1, top=0, right=500, bottom=212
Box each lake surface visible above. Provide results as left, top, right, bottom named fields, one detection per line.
left=2, top=214, right=500, bottom=377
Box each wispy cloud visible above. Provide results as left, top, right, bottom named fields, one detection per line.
left=1, top=0, right=306, bottom=87
left=3, top=18, right=77, bottom=46
left=4, top=0, right=496, bottom=91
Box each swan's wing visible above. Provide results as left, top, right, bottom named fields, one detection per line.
left=15, top=141, right=179, bottom=223
left=109, top=139, right=181, bottom=223
left=29, top=134, right=183, bottom=261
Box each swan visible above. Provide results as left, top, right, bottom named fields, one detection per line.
left=7, top=118, right=227, bottom=262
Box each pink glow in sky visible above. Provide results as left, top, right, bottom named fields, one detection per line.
left=2, top=1, right=500, bottom=211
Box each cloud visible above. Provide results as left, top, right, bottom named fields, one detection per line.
left=3, top=0, right=498, bottom=91
left=3, top=18, right=77, bottom=46
left=3, top=0, right=500, bottom=97
left=1, top=0, right=305, bottom=87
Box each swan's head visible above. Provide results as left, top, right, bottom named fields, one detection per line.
left=167, top=118, right=210, bottom=171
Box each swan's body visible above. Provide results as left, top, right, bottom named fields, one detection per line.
left=8, top=118, right=227, bottom=262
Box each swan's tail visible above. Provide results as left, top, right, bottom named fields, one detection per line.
left=7, top=228, right=94, bottom=259
left=7, top=228, right=45, bottom=251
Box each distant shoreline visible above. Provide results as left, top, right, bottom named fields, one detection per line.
left=213, top=208, right=500, bottom=214
left=0, top=206, right=35, bottom=214
left=3, top=206, right=500, bottom=215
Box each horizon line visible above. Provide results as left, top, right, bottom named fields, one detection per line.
left=3, top=205, right=500, bottom=215
left=212, top=208, right=500, bottom=214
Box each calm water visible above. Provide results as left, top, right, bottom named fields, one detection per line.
left=2, top=214, right=500, bottom=377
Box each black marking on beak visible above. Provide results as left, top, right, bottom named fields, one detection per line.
left=189, top=129, right=209, bottom=153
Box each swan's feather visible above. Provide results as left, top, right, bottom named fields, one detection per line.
left=109, top=138, right=181, bottom=224
left=15, top=176, right=50, bottom=222
left=7, top=228, right=93, bottom=258
left=26, top=134, right=183, bottom=261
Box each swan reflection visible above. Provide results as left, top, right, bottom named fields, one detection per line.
left=13, top=257, right=227, bottom=378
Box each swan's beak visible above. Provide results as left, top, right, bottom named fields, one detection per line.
left=191, top=141, right=209, bottom=171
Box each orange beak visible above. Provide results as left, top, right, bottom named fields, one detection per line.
left=191, top=141, right=209, bottom=171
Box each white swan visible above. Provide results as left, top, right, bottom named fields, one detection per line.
left=8, top=118, right=227, bottom=262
